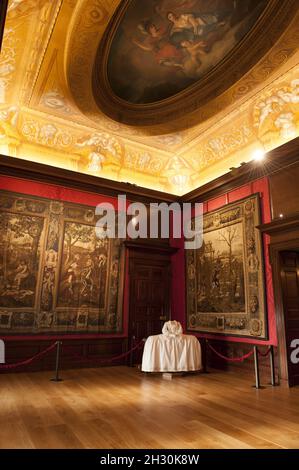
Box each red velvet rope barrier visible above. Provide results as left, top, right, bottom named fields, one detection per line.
left=65, top=339, right=145, bottom=365
left=0, top=342, right=57, bottom=370
left=0, top=339, right=145, bottom=371
left=207, top=342, right=254, bottom=363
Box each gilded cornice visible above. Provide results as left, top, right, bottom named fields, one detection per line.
left=0, top=0, right=298, bottom=195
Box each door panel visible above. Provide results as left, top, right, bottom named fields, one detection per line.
left=136, top=280, right=150, bottom=302
left=129, top=252, right=171, bottom=364
left=280, top=251, right=299, bottom=386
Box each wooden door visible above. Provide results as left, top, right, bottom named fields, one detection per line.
left=129, top=252, right=171, bottom=364
left=280, top=251, right=299, bottom=386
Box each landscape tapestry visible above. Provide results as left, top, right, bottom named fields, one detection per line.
left=0, top=191, right=124, bottom=335
left=186, top=194, right=267, bottom=338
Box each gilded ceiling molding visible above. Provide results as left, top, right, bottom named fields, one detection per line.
left=0, top=105, right=20, bottom=139
left=34, top=47, right=81, bottom=119
left=65, top=0, right=118, bottom=120
left=1, top=0, right=299, bottom=195
left=18, top=0, right=63, bottom=105
left=21, top=119, right=73, bottom=150
left=190, top=121, right=255, bottom=173
left=7, top=0, right=49, bottom=19
left=254, top=77, right=299, bottom=146
left=41, top=89, right=73, bottom=115
left=0, top=27, right=17, bottom=105
left=177, top=64, right=299, bottom=160
left=0, top=106, right=172, bottom=187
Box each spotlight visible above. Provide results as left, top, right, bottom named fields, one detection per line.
left=253, top=149, right=266, bottom=162
left=279, top=213, right=284, bottom=219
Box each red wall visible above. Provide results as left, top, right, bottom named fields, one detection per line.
left=171, top=177, right=277, bottom=346
left=0, top=175, right=129, bottom=341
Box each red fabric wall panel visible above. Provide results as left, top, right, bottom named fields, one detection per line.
left=0, top=175, right=120, bottom=208
left=206, top=194, right=227, bottom=212
left=227, top=184, right=252, bottom=204
left=203, top=201, right=208, bottom=213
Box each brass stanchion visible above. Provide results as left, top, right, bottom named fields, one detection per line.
left=203, top=338, right=209, bottom=373
left=129, top=336, right=135, bottom=368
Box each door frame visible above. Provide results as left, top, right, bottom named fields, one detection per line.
left=125, top=241, right=177, bottom=361
left=258, top=214, right=299, bottom=386
left=269, top=239, right=299, bottom=385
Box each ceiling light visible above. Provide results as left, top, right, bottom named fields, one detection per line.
left=253, top=149, right=266, bottom=162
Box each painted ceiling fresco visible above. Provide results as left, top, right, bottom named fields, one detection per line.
left=0, top=0, right=299, bottom=195
left=108, top=0, right=268, bottom=104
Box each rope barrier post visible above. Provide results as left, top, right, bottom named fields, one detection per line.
left=269, top=345, right=276, bottom=386
left=253, top=346, right=262, bottom=389
left=129, top=336, right=135, bottom=368
left=50, top=341, right=63, bottom=382
left=203, top=338, right=209, bottom=373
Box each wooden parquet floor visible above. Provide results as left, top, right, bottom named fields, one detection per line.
left=0, top=366, right=299, bottom=449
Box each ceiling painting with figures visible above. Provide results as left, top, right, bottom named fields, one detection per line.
left=107, top=0, right=269, bottom=104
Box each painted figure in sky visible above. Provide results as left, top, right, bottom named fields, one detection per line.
left=133, top=21, right=184, bottom=68
left=180, top=39, right=207, bottom=77
left=167, top=11, right=223, bottom=45
left=168, top=11, right=218, bottom=35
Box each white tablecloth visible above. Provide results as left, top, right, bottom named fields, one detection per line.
left=141, top=334, right=202, bottom=372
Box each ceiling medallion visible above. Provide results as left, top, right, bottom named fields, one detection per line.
left=93, top=0, right=298, bottom=126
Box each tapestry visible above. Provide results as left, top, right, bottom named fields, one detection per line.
left=186, top=194, right=267, bottom=338
left=0, top=191, right=124, bottom=335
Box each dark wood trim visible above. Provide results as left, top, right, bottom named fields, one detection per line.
left=258, top=214, right=299, bottom=236
left=0, top=0, right=8, bottom=51
left=124, top=240, right=178, bottom=255
left=0, top=337, right=127, bottom=374
left=267, top=239, right=299, bottom=383
left=0, top=155, right=177, bottom=204
left=181, top=137, right=299, bottom=203
left=257, top=199, right=299, bottom=385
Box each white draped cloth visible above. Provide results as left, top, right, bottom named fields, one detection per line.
left=141, top=321, right=202, bottom=372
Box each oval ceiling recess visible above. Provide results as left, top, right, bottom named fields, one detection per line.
left=93, top=0, right=298, bottom=125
